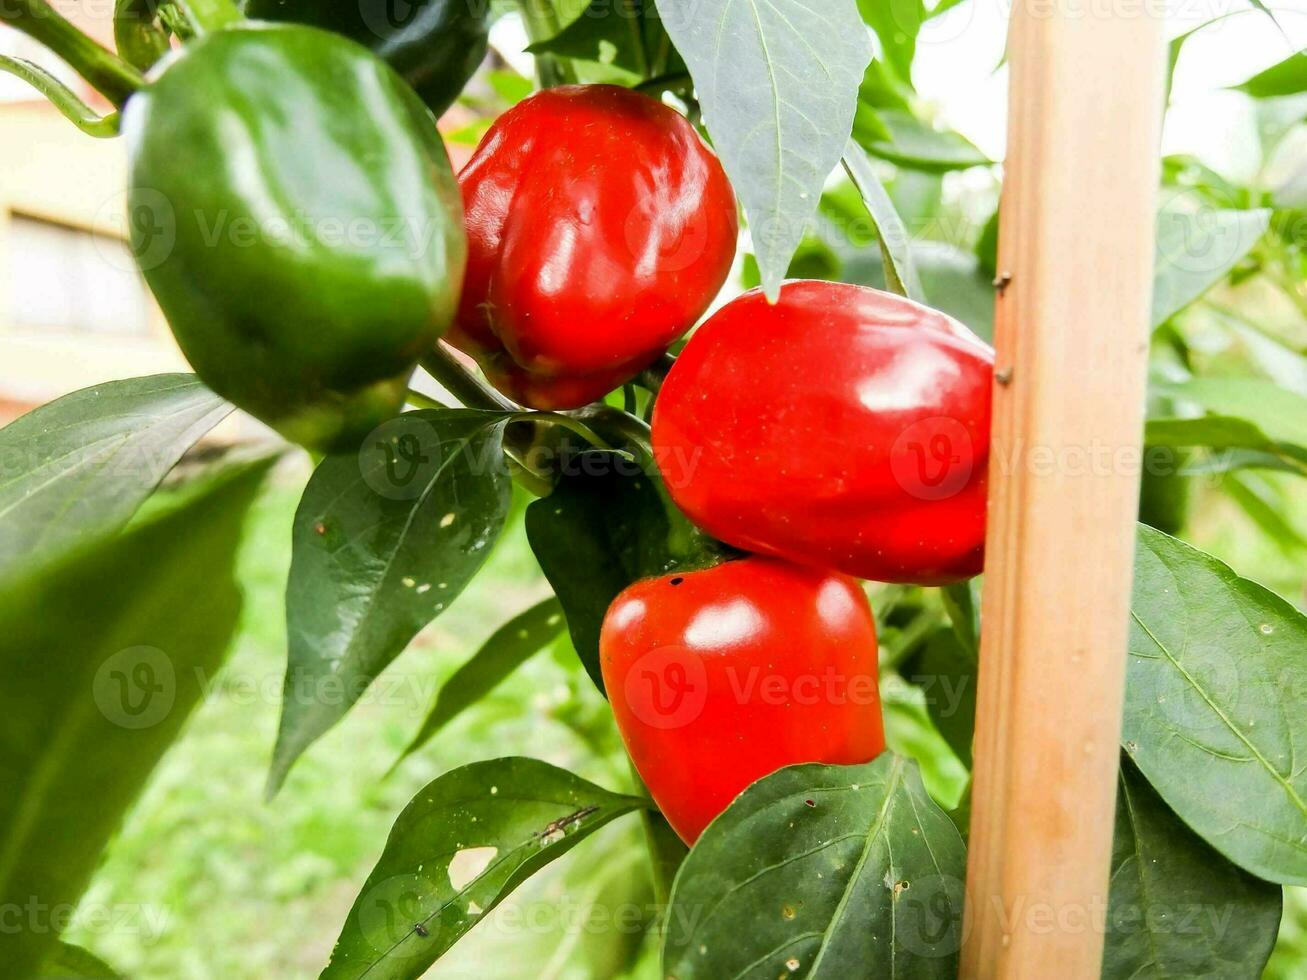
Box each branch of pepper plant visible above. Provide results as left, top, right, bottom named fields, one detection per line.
left=420, top=345, right=520, bottom=412
left=417, top=346, right=557, bottom=493
left=0, top=0, right=143, bottom=106
left=628, top=763, right=687, bottom=910
left=634, top=71, right=694, bottom=98
left=417, top=347, right=636, bottom=495
left=515, top=0, right=576, bottom=88
left=634, top=352, right=676, bottom=395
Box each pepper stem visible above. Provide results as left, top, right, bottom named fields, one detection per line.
left=419, top=345, right=520, bottom=412
left=0, top=0, right=142, bottom=107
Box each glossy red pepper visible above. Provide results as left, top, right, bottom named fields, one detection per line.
left=448, top=85, right=738, bottom=410
left=653, top=281, right=994, bottom=585
left=600, top=557, right=885, bottom=844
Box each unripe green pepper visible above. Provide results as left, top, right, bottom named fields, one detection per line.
left=123, top=24, right=466, bottom=452
left=242, top=0, right=489, bottom=117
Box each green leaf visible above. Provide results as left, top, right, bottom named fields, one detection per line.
left=842, top=140, right=924, bottom=300
left=0, top=374, right=231, bottom=578
left=941, top=580, right=980, bottom=658
left=902, top=628, right=976, bottom=768
left=320, top=758, right=649, bottom=980
left=0, top=55, right=120, bottom=137
left=1146, top=377, right=1307, bottom=474
left=880, top=676, right=971, bottom=807
left=1235, top=50, right=1307, bottom=99
left=888, top=168, right=943, bottom=230
left=857, top=0, right=924, bottom=83
left=0, top=458, right=269, bottom=975
left=39, top=940, right=123, bottom=978
left=1104, top=757, right=1283, bottom=979
left=1175, top=377, right=1307, bottom=450
left=485, top=68, right=534, bottom=106
left=1162, top=154, right=1248, bottom=208
left=927, top=0, right=969, bottom=18
left=269, top=410, right=512, bottom=795
left=740, top=236, right=843, bottom=289
left=1164, top=15, right=1238, bottom=106
left=526, top=0, right=665, bottom=77
left=916, top=244, right=995, bottom=341
left=525, top=450, right=717, bottom=692
left=430, top=822, right=657, bottom=978
left=396, top=597, right=566, bottom=764
left=1244, top=1, right=1282, bottom=29
left=1221, top=471, right=1307, bottom=553
left=663, top=755, right=965, bottom=978
left=1145, top=420, right=1307, bottom=474
left=1123, top=525, right=1307, bottom=885
left=1152, top=207, right=1271, bottom=325
left=860, top=108, right=991, bottom=172
left=857, top=57, right=913, bottom=113
left=833, top=238, right=995, bottom=341
left=657, top=0, right=872, bottom=299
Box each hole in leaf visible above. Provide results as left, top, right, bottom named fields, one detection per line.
left=447, top=846, right=498, bottom=891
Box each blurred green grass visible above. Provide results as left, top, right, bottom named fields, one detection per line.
left=65, top=456, right=650, bottom=978
left=63, top=455, right=1306, bottom=978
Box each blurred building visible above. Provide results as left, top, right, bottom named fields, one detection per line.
left=0, top=9, right=189, bottom=425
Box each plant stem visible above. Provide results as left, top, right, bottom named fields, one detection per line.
left=0, top=0, right=142, bottom=106
left=629, top=765, right=687, bottom=909
left=635, top=72, right=693, bottom=97
left=0, top=55, right=119, bottom=137
left=520, top=412, right=626, bottom=455
left=515, top=0, right=574, bottom=87
left=634, top=353, right=675, bottom=394
left=572, top=405, right=654, bottom=459
left=418, top=349, right=565, bottom=494
left=404, top=389, right=450, bottom=411
left=419, top=345, right=520, bottom=412
left=626, top=5, right=649, bottom=77
left=643, top=809, right=687, bottom=910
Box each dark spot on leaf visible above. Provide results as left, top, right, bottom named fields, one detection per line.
left=413, top=923, right=429, bottom=938
left=804, top=799, right=816, bottom=807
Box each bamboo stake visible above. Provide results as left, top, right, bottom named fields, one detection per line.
left=960, top=3, right=1166, bottom=976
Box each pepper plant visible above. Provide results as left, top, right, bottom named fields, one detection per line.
left=0, top=1, right=1304, bottom=978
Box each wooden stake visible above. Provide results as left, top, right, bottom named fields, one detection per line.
left=960, top=4, right=1165, bottom=976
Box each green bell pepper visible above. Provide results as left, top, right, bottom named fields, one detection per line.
left=242, top=0, right=489, bottom=117
left=122, top=23, right=466, bottom=452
